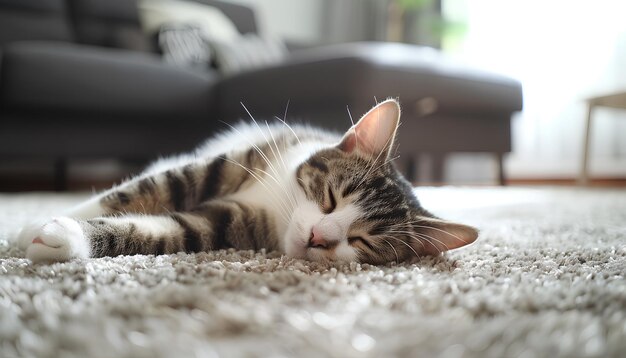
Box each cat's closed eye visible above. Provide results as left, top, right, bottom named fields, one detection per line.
left=324, top=186, right=337, bottom=213
left=348, top=236, right=374, bottom=251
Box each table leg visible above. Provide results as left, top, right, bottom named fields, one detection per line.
left=431, top=153, right=445, bottom=184
left=496, top=153, right=506, bottom=186
left=579, top=104, right=594, bottom=186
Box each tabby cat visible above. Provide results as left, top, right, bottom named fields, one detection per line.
left=18, top=100, right=478, bottom=264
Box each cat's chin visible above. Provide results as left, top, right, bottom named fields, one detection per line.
left=284, top=241, right=357, bottom=263
left=282, top=232, right=329, bottom=263
left=283, top=237, right=308, bottom=260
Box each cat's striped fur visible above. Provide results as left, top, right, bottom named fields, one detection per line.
left=19, top=100, right=478, bottom=264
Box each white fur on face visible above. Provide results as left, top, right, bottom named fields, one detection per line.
left=284, top=194, right=362, bottom=263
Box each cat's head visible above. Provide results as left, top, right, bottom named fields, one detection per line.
left=284, top=99, right=478, bottom=264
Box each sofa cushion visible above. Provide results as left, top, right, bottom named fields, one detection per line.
left=0, top=42, right=216, bottom=121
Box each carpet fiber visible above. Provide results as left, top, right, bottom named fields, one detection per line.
left=0, top=187, right=625, bottom=357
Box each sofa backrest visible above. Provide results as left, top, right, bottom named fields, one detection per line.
left=196, top=0, right=258, bottom=35
left=0, top=0, right=73, bottom=46
left=0, top=0, right=258, bottom=51
left=67, top=0, right=151, bottom=51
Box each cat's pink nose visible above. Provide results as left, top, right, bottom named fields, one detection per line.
left=309, top=227, right=328, bottom=249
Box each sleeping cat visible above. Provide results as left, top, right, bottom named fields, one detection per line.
left=17, top=99, right=478, bottom=264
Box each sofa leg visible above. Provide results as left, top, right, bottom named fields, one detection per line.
left=496, top=153, right=506, bottom=186
left=402, top=155, right=416, bottom=184
left=431, top=153, right=445, bottom=184
left=54, top=159, right=68, bottom=192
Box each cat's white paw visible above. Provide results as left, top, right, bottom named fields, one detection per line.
left=20, top=217, right=90, bottom=263
left=17, top=218, right=50, bottom=250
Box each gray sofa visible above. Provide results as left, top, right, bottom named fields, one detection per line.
left=0, top=0, right=522, bottom=189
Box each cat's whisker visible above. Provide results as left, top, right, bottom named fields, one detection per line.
left=264, top=121, right=298, bottom=209
left=255, top=167, right=296, bottom=210
left=159, top=205, right=177, bottom=221
left=393, top=232, right=441, bottom=255
left=380, top=235, right=420, bottom=260
left=393, top=229, right=451, bottom=253
left=410, top=224, right=469, bottom=244
left=381, top=238, right=400, bottom=264
left=346, top=106, right=359, bottom=151
left=273, top=114, right=303, bottom=212
left=220, top=121, right=296, bottom=215
left=361, top=154, right=398, bottom=182
left=347, top=105, right=355, bottom=127
left=384, top=154, right=400, bottom=165
left=244, top=171, right=292, bottom=224
left=272, top=115, right=289, bottom=156
left=283, top=99, right=291, bottom=124
left=353, top=158, right=374, bottom=192
left=239, top=103, right=285, bottom=181
left=217, top=156, right=291, bottom=224
left=249, top=143, right=283, bottom=188
left=255, top=119, right=282, bottom=172
left=273, top=116, right=301, bottom=145
left=383, top=229, right=428, bottom=251
left=412, top=232, right=448, bottom=254
left=262, top=124, right=289, bottom=180
left=384, top=225, right=440, bottom=243
left=219, top=121, right=281, bottom=180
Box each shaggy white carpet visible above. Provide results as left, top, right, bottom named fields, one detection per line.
left=0, top=187, right=624, bottom=358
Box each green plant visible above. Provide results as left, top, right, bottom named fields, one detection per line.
left=388, top=0, right=467, bottom=46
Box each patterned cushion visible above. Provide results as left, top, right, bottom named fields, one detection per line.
left=158, top=23, right=211, bottom=70
left=208, top=34, right=288, bottom=75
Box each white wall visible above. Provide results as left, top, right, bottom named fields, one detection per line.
left=444, top=0, right=626, bottom=179
left=222, top=0, right=325, bottom=43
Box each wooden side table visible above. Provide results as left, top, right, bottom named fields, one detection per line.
left=580, top=91, right=626, bottom=185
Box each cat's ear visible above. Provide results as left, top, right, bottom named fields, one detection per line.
left=411, top=216, right=479, bottom=256
left=338, top=99, right=400, bottom=159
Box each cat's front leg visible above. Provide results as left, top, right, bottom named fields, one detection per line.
left=20, top=214, right=179, bottom=263
left=22, top=199, right=280, bottom=263
left=16, top=159, right=208, bottom=251
left=17, top=152, right=255, bottom=252
left=21, top=212, right=205, bottom=263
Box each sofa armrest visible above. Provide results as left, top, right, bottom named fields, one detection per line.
left=217, top=42, right=523, bottom=126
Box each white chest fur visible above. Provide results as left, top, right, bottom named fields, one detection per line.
left=226, top=140, right=322, bottom=250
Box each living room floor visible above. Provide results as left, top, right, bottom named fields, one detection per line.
left=1, top=187, right=624, bottom=357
